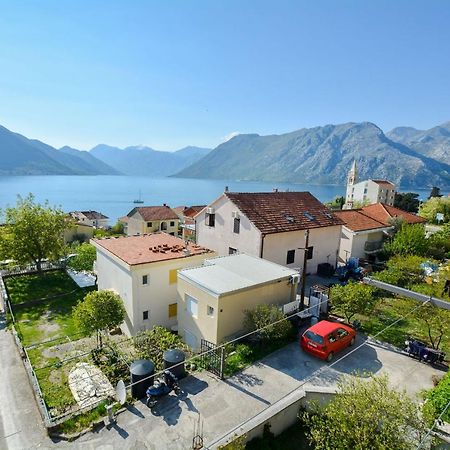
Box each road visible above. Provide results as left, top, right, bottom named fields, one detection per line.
left=0, top=325, right=445, bottom=450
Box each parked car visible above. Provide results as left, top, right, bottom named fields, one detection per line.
left=300, top=320, right=356, bottom=362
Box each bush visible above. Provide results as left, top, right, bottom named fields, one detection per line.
left=68, top=243, right=96, bottom=272
left=383, top=224, right=428, bottom=257
left=243, top=304, right=294, bottom=343
left=372, top=255, right=427, bottom=288
left=133, top=326, right=189, bottom=370
left=424, top=371, right=450, bottom=423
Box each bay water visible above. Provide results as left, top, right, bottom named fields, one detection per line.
left=0, top=175, right=432, bottom=223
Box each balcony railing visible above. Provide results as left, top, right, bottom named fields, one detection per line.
left=364, top=240, right=383, bottom=253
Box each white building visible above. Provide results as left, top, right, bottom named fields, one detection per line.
left=91, top=233, right=215, bottom=336
left=195, top=191, right=343, bottom=274
left=177, top=253, right=299, bottom=350
left=70, top=210, right=109, bottom=228
left=334, top=203, right=426, bottom=262
left=344, top=160, right=396, bottom=209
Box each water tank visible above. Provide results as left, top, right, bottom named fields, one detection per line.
left=130, top=359, right=155, bottom=399
left=163, top=349, right=186, bottom=379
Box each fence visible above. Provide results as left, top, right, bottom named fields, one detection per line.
left=0, top=260, right=64, bottom=277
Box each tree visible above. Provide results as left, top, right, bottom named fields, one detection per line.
left=68, top=243, right=96, bottom=272
left=419, top=197, right=450, bottom=224
left=0, top=194, right=71, bottom=273
left=330, top=282, right=377, bottom=323
left=73, top=290, right=125, bottom=347
left=383, top=223, right=428, bottom=256
left=428, top=186, right=442, bottom=199
left=424, top=371, right=450, bottom=423
left=243, top=304, right=293, bottom=343
left=394, top=192, right=420, bottom=213
left=373, top=255, right=427, bottom=288
left=325, top=196, right=345, bottom=210
left=302, top=374, right=427, bottom=450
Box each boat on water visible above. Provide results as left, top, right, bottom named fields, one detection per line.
left=133, top=190, right=144, bottom=204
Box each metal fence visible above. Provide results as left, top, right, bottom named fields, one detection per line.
left=0, top=261, right=64, bottom=277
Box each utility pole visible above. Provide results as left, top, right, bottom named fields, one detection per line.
left=299, top=229, right=310, bottom=310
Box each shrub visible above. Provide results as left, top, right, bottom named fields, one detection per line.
left=424, top=371, right=450, bottom=423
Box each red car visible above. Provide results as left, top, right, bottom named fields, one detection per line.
left=300, top=320, right=356, bottom=362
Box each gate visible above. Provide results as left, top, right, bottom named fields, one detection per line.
left=200, top=339, right=225, bottom=379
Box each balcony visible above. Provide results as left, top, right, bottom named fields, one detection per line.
left=364, top=240, right=383, bottom=254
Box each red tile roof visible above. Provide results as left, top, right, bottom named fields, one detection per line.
left=333, top=210, right=387, bottom=232
left=361, top=203, right=426, bottom=225
left=224, top=192, right=344, bottom=235
left=92, top=233, right=213, bottom=266
left=127, top=205, right=179, bottom=221
left=370, top=180, right=395, bottom=187
left=335, top=203, right=426, bottom=232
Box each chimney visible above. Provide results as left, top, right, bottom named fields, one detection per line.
left=273, top=188, right=278, bottom=193
left=163, top=203, right=167, bottom=207
left=225, top=186, right=229, bottom=193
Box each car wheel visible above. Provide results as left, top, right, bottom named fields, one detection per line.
left=326, top=352, right=334, bottom=362
left=349, top=337, right=355, bottom=346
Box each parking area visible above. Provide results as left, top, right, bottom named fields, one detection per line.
left=60, top=334, right=445, bottom=450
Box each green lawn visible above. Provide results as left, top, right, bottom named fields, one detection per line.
left=14, top=286, right=95, bottom=346
left=5, top=270, right=79, bottom=304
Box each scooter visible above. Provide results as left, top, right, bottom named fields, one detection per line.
left=146, top=370, right=181, bottom=408
left=404, top=338, right=445, bottom=365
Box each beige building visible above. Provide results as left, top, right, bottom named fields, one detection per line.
left=69, top=210, right=109, bottom=228
left=91, top=233, right=214, bottom=336
left=335, top=203, right=426, bottom=262
left=64, top=222, right=94, bottom=244
left=122, top=205, right=180, bottom=237
left=195, top=191, right=343, bottom=274
left=177, top=253, right=299, bottom=350
left=344, top=161, right=396, bottom=209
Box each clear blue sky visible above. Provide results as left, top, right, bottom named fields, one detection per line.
left=0, top=0, right=449, bottom=151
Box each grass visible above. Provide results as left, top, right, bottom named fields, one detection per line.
left=354, top=296, right=450, bottom=355
left=13, top=286, right=95, bottom=346
left=5, top=270, right=79, bottom=304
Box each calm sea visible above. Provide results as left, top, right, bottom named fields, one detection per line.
left=0, top=176, right=432, bottom=224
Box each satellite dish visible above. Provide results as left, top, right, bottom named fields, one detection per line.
left=115, top=380, right=126, bottom=405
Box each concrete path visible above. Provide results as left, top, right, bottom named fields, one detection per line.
left=0, top=316, right=49, bottom=449
left=57, top=335, right=445, bottom=450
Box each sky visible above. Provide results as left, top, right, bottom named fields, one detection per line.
left=0, top=0, right=449, bottom=151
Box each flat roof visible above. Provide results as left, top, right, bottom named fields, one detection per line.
left=178, top=253, right=298, bottom=296
left=92, top=233, right=213, bottom=266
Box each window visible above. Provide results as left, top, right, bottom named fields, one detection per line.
left=186, top=294, right=198, bottom=318
left=143, top=310, right=149, bottom=320
left=142, top=275, right=149, bottom=285
left=170, top=221, right=175, bottom=227
left=364, top=188, right=368, bottom=194
left=286, top=249, right=295, bottom=264
left=206, top=213, right=215, bottom=227
left=306, top=246, right=314, bottom=260
left=160, top=222, right=167, bottom=231
left=207, top=305, right=214, bottom=316
left=233, top=218, right=240, bottom=234
left=229, top=247, right=237, bottom=255
left=168, top=303, right=177, bottom=318
left=147, top=222, right=152, bottom=227
left=169, top=268, right=180, bottom=284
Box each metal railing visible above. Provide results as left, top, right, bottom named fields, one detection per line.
left=364, top=240, right=383, bottom=253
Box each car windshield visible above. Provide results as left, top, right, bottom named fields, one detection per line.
left=304, top=331, right=324, bottom=345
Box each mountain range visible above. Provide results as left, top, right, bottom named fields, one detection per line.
left=175, top=121, right=450, bottom=187
left=0, top=121, right=449, bottom=187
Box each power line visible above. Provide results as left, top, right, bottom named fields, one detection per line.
left=205, top=298, right=431, bottom=449
left=416, top=399, right=450, bottom=450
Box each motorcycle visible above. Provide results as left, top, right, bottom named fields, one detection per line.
left=404, top=337, right=445, bottom=365
left=146, top=370, right=181, bottom=408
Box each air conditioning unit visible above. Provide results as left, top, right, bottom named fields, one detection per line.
left=231, top=211, right=240, bottom=219
left=206, top=207, right=215, bottom=215
left=290, top=274, right=301, bottom=284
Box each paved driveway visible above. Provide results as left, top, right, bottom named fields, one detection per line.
left=55, top=334, right=445, bottom=450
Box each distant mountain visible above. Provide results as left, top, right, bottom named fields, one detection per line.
left=387, top=122, right=450, bottom=165
left=90, top=144, right=211, bottom=176
left=0, top=125, right=119, bottom=175
left=59, top=146, right=121, bottom=175
left=175, top=122, right=450, bottom=188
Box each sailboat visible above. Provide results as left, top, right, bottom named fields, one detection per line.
left=133, top=190, right=144, bottom=204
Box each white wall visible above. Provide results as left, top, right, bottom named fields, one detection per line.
left=338, top=227, right=386, bottom=262
left=263, top=225, right=341, bottom=273
left=196, top=195, right=262, bottom=257
left=95, top=245, right=215, bottom=336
